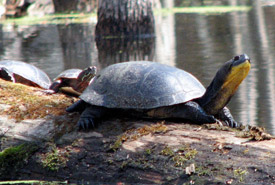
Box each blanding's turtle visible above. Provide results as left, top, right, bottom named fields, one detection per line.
left=67, top=54, right=251, bottom=129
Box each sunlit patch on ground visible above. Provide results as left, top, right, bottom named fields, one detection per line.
left=0, top=79, right=77, bottom=121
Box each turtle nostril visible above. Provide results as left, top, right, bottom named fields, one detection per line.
left=234, top=55, right=240, bottom=61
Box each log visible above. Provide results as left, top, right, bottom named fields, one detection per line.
left=0, top=79, right=274, bottom=184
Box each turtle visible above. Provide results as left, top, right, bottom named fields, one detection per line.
left=46, top=66, right=97, bottom=96
left=66, top=54, right=251, bottom=129
left=0, top=60, right=51, bottom=89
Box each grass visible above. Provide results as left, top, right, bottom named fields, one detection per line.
left=156, top=6, right=251, bottom=15
left=0, top=180, right=68, bottom=184
left=0, top=13, right=97, bottom=26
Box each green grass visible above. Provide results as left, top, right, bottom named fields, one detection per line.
left=0, top=13, right=96, bottom=26
left=157, top=6, right=251, bottom=15
left=0, top=180, right=68, bottom=184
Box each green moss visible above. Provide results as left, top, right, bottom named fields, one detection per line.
left=110, top=134, right=128, bottom=151
left=173, top=148, right=197, bottom=167
left=145, top=148, right=152, bottom=155
left=120, top=161, right=129, bottom=169
left=160, top=145, right=198, bottom=168
left=172, top=155, right=187, bottom=167
left=234, top=168, right=247, bottom=182
left=41, top=143, right=69, bottom=171
left=184, top=149, right=198, bottom=160
left=196, top=165, right=213, bottom=176
left=160, top=146, right=174, bottom=156
left=0, top=143, right=38, bottom=177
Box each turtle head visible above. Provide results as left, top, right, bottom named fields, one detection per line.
left=198, top=54, right=251, bottom=115
left=78, top=66, right=97, bottom=82
left=0, top=67, right=15, bottom=82
left=76, top=66, right=97, bottom=92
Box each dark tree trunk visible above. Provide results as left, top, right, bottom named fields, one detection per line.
left=52, top=0, right=78, bottom=13
left=95, top=0, right=155, bottom=38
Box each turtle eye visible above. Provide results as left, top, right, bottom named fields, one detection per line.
left=233, top=55, right=240, bottom=61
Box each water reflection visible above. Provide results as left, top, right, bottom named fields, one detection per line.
left=96, top=37, right=155, bottom=69
left=0, top=3, right=274, bottom=134
left=57, top=24, right=97, bottom=69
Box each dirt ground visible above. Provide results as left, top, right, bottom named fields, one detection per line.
left=0, top=80, right=275, bottom=184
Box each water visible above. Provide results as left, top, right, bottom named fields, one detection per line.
left=0, top=4, right=274, bottom=134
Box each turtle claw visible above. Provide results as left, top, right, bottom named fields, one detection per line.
left=223, top=119, right=238, bottom=128
left=215, top=119, right=223, bottom=127
left=77, top=117, right=95, bottom=130
left=42, top=89, right=55, bottom=95
left=217, top=107, right=240, bottom=128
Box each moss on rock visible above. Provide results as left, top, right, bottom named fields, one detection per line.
left=0, top=143, right=38, bottom=178
left=0, top=79, right=76, bottom=121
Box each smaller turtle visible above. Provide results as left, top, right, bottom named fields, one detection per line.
left=0, top=60, right=51, bottom=89
left=46, top=66, right=97, bottom=96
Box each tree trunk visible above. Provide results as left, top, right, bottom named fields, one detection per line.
left=95, top=0, right=155, bottom=38
left=52, top=0, right=78, bottom=13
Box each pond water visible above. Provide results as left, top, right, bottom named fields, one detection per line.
left=0, top=3, right=274, bottom=134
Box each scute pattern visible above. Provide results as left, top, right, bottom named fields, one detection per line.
left=81, top=61, right=206, bottom=109
left=54, top=69, right=82, bottom=80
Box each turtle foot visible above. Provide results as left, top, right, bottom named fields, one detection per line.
left=66, top=100, right=87, bottom=113
left=223, top=119, right=238, bottom=128
left=42, top=89, right=56, bottom=95
left=76, top=105, right=105, bottom=130
left=218, top=107, right=239, bottom=128
left=77, top=117, right=95, bottom=130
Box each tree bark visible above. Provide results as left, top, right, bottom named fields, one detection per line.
left=95, top=0, right=155, bottom=38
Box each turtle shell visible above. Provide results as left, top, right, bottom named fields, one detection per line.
left=80, top=61, right=206, bottom=109
left=0, top=60, right=51, bottom=89
left=54, top=69, right=82, bottom=81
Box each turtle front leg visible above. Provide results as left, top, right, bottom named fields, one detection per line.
left=66, top=100, right=88, bottom=113
left=43, top=80, right=62, bottom=94
left=77, top=105, right=106, bottom=130
left=216, top=107, right=239, bottom=128
left=177, top=101, right=217, bottom=124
